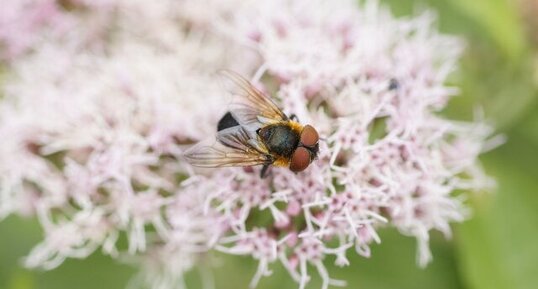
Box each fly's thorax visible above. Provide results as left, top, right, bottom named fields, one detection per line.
left=258, top=123, right=301, bottom=159
left=286, top=120, right=304, bottom=135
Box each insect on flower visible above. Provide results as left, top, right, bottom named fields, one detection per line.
left=184, top=71, right=320, bottom=178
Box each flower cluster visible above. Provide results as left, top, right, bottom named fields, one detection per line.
left=0, top=0, right=495, bottom=288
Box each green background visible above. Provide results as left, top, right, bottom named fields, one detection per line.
left=1, top=0, right=537, bottom=288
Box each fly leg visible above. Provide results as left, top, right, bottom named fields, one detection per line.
left=289, top=114, right=299, bottom=122
left=259, top=154, right=275, bottom=178
left=260, top=164, right=271, bottom=178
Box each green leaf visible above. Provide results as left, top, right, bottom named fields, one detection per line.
left=449, top=0, right=527, bottom=61
left=515, top=100, right=538, bottom=146
left=8, top=270, right=35, bottom=289
left=456, top=132, right=538, bottom=289
left=0, top=217, right=135, bottom=289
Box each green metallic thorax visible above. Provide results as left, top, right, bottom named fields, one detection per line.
left=258, top=124, right=300, bottom=159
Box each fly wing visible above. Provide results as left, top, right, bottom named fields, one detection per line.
left=183, top=126, right=271, bottom=168
left=220, top=70, right=288, bottom=127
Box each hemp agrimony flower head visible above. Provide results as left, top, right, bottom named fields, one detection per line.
left=0, top=0, right=496, bottom=289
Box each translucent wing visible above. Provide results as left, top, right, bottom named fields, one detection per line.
left=183, top=126, right=271, bottom=168
left=220, top=70, right=288, bottom=127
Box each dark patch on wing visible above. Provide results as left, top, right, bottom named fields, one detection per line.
left=217, top=111, right=240, bottom=132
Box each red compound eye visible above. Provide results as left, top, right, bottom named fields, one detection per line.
left=290, top=147, right=311, bottom=172
left=300, top=125, right=319, bottom=147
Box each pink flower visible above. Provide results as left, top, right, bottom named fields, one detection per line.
left=0, top=0, right=66, bottom=60
left=0, top=0, right=497, bottom=288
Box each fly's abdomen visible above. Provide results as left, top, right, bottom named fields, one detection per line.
left=258, top=124, right=300, bottom=158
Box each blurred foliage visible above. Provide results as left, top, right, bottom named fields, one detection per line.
left=380, top=2, right=538, bottom=289
left=1, top=0, right=538, bottom=288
